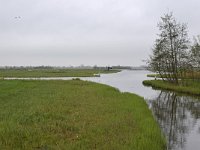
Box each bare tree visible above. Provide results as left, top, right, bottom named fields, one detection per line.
left=149, top=12, right=190, bottom=84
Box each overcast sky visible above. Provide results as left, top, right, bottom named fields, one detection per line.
left=0, top=0, right=199, bottom=66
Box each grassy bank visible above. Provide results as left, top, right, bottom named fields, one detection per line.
left=143, top=80, right=200, bottom=95
left=0, top=68, right=120, bottom=78
left=0, top=80, right=165, bottom=149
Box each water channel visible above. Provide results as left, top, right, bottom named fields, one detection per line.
left=6, top=70, right=200, bottom=150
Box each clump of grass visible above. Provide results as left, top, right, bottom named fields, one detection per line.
left=143, top=80, right=200, bottom=96
left=0, top=80, right=165, bottom=149
left=147, top=74, right=160, bottom=78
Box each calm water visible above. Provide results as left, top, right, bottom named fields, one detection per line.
left=5, top=70, right=200, bottom=150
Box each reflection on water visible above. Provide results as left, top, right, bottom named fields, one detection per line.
left=147, top=91, right=200, bottom=150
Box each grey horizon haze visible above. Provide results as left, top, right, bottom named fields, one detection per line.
left=0, top=0, right=199, bottom=66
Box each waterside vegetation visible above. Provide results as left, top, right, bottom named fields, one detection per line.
left=143, top=80, right=200, bottom=96
left=147, top=72, right=200, bottom=80
left=148, top=12, right=200, bottom=84
left=0, top=68, right=119, bottom=78
left=0, top=80, right=166, bottom=149
left=146, top=12, right=200, bottom=96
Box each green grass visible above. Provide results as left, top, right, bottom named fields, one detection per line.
left=147, top=74, right=160, bottom=78
left=143, top=80, right=200, bottom=96
left=0, top=80, right=166, bottom=150
left=0, top=68, right=120, bottom=78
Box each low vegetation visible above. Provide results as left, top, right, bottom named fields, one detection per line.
left=147, top=74, right=160, bottom=78
left=0, top=80, right=166, bottom=149
left=147, top=72, right=200, bottom=79
left=143, top=80, right=200, bottom=96
left=0, top=68, right=119, bottom=78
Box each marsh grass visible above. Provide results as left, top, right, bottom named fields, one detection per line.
left=143, top=80, right=200, bottom=96
left=0, top=80, right=165, bottom=149
left=0, top=68, right=119, bottom=78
